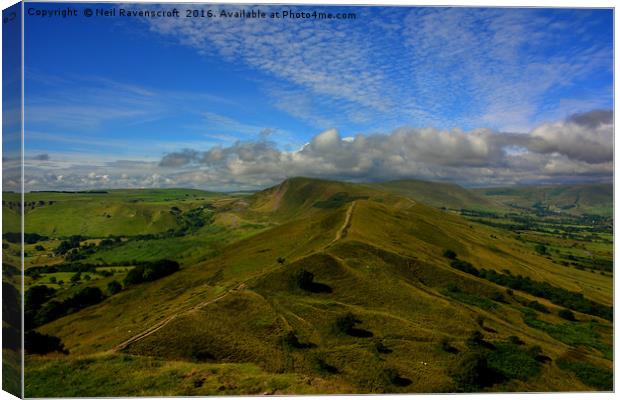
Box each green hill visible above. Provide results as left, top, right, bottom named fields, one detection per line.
left=3, top=189, right=222, bottom=237
left=18, top=179, right=613, bottom=395
left=370, top=179, right=504, bottom=211
left=474, top=184, right=612, bottom=216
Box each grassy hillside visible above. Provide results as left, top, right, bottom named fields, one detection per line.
left=474, top=184, right=613, bottom=216
left=16, top=180, right=613, bottom=395
left=4, top=189, right=222, bottom=237
left=370, top=179, right=504, bottom=211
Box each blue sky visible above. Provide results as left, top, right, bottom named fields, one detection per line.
left=20, top=4, right=613, bottom=190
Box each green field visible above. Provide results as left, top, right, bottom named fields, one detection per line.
left=2, top=178, right=612, bottom=395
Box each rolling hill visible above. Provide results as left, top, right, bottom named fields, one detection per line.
left=8, top=178, right=613, bottom=395
left=370, top=179, right=504, bottom=211
left=474, top=184, right=613, bottom=216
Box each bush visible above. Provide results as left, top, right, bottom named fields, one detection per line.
left=70, top=272, right=81, bottom=283
left=107, top=280, right=122, bottom=295
left=450, top=260, right=479, bottom=276
left=527, top=300, right=549, bottom=313
left=535, top=244, right=547, bottom=255
left=508, top=336, right=524, bottom=345
left=466, top=331, right=486, bottom=348
left=451, top=351, right=504, bottom=391
left=383, top=368, right=412, bottom=387
left=558, top=309, right=576, bottom=321
left=334, top=312, right=372, bottom=337
left=25, top=330, right=68, bottom=355
left=440, top=337, right=459, bottom=354
left=296, top=269, right=315, bottom=290
left=124, top=260, right=180, bottom=286
left=32, top=287, right=106, bottom=327
left=443, top=249, right=457, bottom=260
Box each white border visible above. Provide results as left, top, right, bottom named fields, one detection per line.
left=0, top=1, right=616, bottom=400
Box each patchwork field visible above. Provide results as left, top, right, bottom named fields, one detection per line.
left=2, top=178, right=613, bottom=395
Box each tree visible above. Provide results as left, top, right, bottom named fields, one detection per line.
left=107, top=280, right=122, bottom=295
left=25, top=330, right=68, bottom=355
left=25, top=285, right=56, bottom=308
left=70, top=272, right=81, bottom=283
left=277, top=257, right=286, bottom=265
left=443, top=249, right=457, bottom=259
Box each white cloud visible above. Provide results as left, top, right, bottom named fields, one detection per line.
left=22, top=110, right=612, bottom=191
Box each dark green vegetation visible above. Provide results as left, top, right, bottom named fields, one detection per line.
left=3, top=178, right=611, bottom=395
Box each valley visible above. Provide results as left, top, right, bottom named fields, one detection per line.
left=2, top=177, right=613, bottom=395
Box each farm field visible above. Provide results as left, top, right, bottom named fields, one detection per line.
left=2, top=178, right=613, bottom=395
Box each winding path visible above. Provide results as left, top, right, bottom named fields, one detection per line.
left=328, top=201, right=355, bottom=247
left=113, top=202, right=356, bottom=352
left=114, top=283, right=246, bottom=351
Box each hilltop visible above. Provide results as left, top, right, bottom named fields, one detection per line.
left=6, top=178, right=612, bottom=395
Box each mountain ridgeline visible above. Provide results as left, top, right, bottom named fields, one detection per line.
left=11, top=177, right=612, bottom=395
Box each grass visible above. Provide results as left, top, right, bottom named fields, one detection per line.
left=25, top=353, right=348, bottom=396
left=441, top=286, right=497, bottom=311
left=485, top=343, right=541, bottom=381
left=521, top=309, right=612, bottom=359
left=556, top=358, right=613, bottom=391
left=11, top=180, right=613, bottom=395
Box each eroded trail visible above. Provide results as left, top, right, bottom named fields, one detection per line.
left=114, top=203, right=356, bottom=352
left=114, top=282, right=246, bottom=351
left=328, top=201, right=355, bottom=247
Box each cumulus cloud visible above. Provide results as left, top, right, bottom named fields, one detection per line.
left=527, top=109, right=613, bottom=163
left=21, top=110, right=612, bottom=191
left=149, top=110, right=612, bottom=189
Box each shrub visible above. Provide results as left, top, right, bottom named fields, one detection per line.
left=70, top=272, right=81, bottom=283
left=32, top=287, right=106, bottom=327
left=527, top=300, right=549, bottom=313
left=440, top=337, right=459, bottom=354
left=314, top=357, right=338, bottom=374
left=466, top=331, right=486, bottom=348
left=375, top=340, right=393, bottom=354
left=450, top=260, right=479, bottom=276
left=296, top=269, right=315, bottom=290
left=558, top=309, right=576, bottom=321
left=383, top=368, right=412, bottom=387
left=124, top=260, right=180, bottom=286
left=107, top=280, right=122, bottom=295
left=451, top=351, right=504, bottom=391
left=535, top=244, right=547, bottom=255
left=443, top=249, right=457, bottom=259
left=25, top=330, right=68, bottom=355
left=283, top=331, right=314, bottom=349
left=334, top=312, right=372, bottom=337
left=507, top=336, right=524, bottom=345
